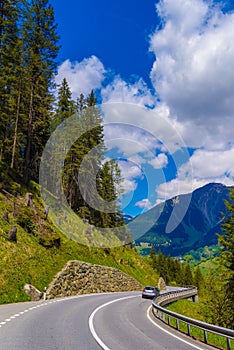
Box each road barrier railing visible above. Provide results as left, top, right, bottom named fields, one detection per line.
left=152, top=287, right=234, bottom=350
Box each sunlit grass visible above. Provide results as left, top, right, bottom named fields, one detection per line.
left=163, top=300, right=234, bottom=350
left=0, top=189, right=159, bottom=304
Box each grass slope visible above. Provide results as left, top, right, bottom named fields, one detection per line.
left=0, top=171, right=158, bottom=304
left=166, top=300, right=234, bottom=349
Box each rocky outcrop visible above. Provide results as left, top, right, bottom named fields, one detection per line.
left=46, top=260, right=143, bottom=299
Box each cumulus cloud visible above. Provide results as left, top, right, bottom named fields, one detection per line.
left=135, top=198, right=153, bottom=209
left=150, top=0, right=234, bottom=149
left=117, top=160, right=143, bottom=194
left=55, top=56, right=106, bottom=99
left=102, top=103, right=188, bottom=156
left=101, top=76, right=155, bottom=107
left=149, top=153, right=168, bottom=169
left=179, top=147, right=234, bottom=180
left=156, top=147, right=234, bottom=201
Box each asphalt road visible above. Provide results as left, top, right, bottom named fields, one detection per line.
left=0, top=292, right=216, bottom=350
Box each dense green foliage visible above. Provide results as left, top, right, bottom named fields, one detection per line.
left=166, top=300, right=234, bottom=350
left=0, top=0, right=59, bottom=184
left=218, top=186, right=234, bottom=328
left=150, top=248, right=198, bottom=286
left=0, top=1, right=125, bottom=233
left=150, top=242, right=233, bottom=330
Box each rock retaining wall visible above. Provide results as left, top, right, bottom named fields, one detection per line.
left=46, top=260, right=143, bottom=299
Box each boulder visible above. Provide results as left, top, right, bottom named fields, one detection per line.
left=158, top=277, right=167, bottom=291
left=24, top=284, right=43, bottom=301
left=25, top=192, right=34, bottom=207
left=8, top=226, right=17, bottom=242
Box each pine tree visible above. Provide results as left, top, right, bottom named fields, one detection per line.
left=97, top=159, right=124, bottom=228
left=182, top=262, right=193, bottom=286
left=52, top=77, right=75, bottom=131
left=22, top=0, right=59, bottom=184
left=0, top=0, right=20, bottom=164
left=218, top=186, right=234, bottom=328
left=61, top=90, right=126, bottom=236
left=200, top=272, right=231, bottom=327
left=155, top=250, right=167, bottom=281
left=194, top=266, right=204, bottom=292
left=150, top=245, right=156, bottom=260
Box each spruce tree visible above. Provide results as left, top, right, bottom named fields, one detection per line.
left=218, top=186, right=234, bottom=328
left=22, top=0, right=59, bottom=184
left=155, top=250, right=167, bottom=281
left=150, top=245, right=156, bottom=257
left=182, top=262, right=193, bottom=286
left=52, top=77, right=75, bottom=131
left=194, top=266, right=204, bottom=292
left=97, top=159, right=124, bottom=229
left=62, top=90, right=125, bottom=234
left=0, top=0, right=20, bottom=164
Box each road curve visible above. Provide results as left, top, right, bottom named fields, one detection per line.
left=0, top=292, right=216, bottom=350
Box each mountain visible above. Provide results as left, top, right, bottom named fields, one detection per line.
left=131, top=183, right=230, bottom=256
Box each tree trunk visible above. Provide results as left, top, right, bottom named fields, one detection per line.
left=23, top=82, right=34, bottom=185
left=11, top=88, right=21, bottom=169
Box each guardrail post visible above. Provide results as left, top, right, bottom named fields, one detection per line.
left=187, top=324, right=191, bottom=336
left=152, top=287, right=234, bottom=349
left=43, top=287, right=47, bottom=301
left=227, top=338, right=231, bottom=350
left=204, top=330, right=207, bottom=343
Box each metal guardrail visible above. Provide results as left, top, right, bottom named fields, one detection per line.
left=152, top=287, right=234, bottom=350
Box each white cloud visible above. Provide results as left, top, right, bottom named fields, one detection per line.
left=102, top=103, right=189, bottom=157
left=179, top=148, right=234, bottom=179
left=150, top=0, right=234, bottom=149
left=118, top=160, right=142, bottom=179
left=149, top=153, right=168, bottom=169
left=155, top=147, right=234, bottom=201
left=101, top=76, right=155, bottom=107
left=135, top=198, right=153, bottom=209
left=117, top=160, right=142, bottom=194
left=55, top=56, right=106, bottom=99
left=122, top=179, right=138, bottom=193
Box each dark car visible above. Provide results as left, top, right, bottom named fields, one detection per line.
left=142, top=286, right=160, bottom=299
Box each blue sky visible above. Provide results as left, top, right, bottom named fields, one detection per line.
left=50, top=0, right=234, bottom=217
left=50, top=0, right=159, bottom=88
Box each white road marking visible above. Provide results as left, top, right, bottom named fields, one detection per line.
left=147, top=306, right=206, bottom=350
left=0, top=292, right=135, bottom=331
left=89, top=294, right=139, bottom=350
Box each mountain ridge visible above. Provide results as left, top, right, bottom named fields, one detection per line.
left=132, top=182, right=230, bottom=256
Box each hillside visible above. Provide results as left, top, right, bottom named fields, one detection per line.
left=0, top=166, right=158, bottom=304
left=132, top=183, right=230, bottom=256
